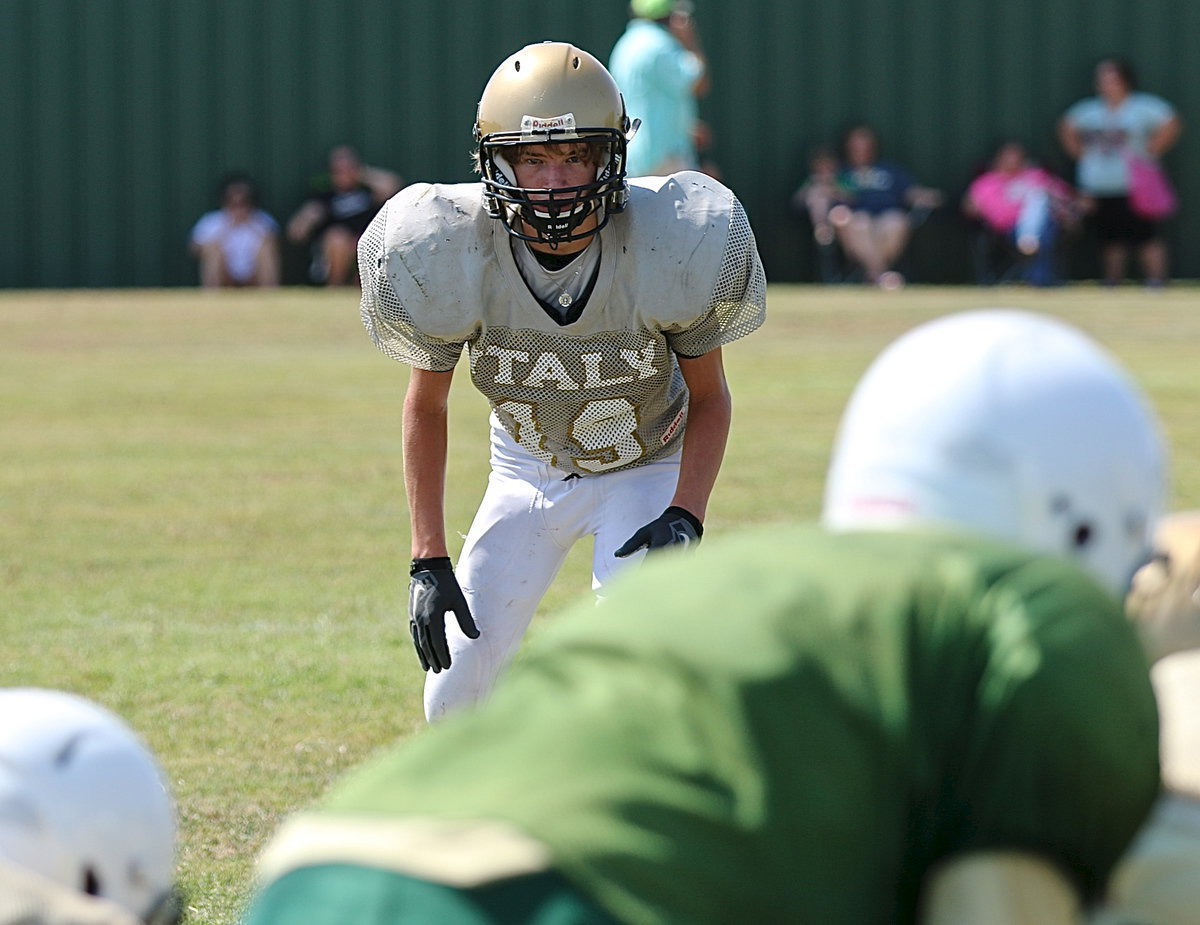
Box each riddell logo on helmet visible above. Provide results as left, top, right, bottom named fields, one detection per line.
left=521, top=113, right=577, bottom=136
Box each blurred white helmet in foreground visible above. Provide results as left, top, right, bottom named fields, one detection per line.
left=822, top=309, right=1167, bottom=594
left=0, top=688, right=177, bottom=922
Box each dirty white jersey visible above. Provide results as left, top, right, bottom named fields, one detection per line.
left=358, top=171, right=766, bottom=477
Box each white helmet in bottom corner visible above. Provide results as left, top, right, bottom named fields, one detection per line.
left=822, top=308, right=1168, bottom=595
left=0, top=688, right=178, bottom=923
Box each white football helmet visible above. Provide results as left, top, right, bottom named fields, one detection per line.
left=822, top=309, right=1168, bottom=594
left=475, top=41, right=635, bottom=247
left=0, top=689, right=178, bottom=923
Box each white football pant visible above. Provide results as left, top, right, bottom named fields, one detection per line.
left=424, top=418, right=681, bottom=722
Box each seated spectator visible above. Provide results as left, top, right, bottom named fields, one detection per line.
left=189, top=173, right=280, bottom=288
left=791, top=145, right=852, bottom=248
left=963, top=140, right=1081, bottom=287
left=286, top=146, right=402, bottom=287
left=831, top=124, right=942, bottom=288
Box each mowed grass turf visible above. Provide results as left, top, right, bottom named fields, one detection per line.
left=1, top=284, right=1198, bottom=922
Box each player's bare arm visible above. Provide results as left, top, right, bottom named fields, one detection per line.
left=402, top=366, right=478, bottom=672
left=670, top=347, right=732, bottom=521
left=920, top=853, right=1081, bottom=925
left=614, top=347, right=730, bottom=558
left=402, top=367, right=455, bottom=559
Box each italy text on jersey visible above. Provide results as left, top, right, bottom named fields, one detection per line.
left=468, top=328, right=686, bottom=475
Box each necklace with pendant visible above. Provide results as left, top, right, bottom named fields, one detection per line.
left=518, top=238, right=598, bottom=311
left=557, top=262, right=587, bottom=308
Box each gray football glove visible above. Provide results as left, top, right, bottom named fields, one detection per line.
left=614, top=506, right=703, bottom=558
left=408, top=557, right=479, bottom=672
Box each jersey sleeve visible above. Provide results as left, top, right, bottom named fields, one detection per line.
left=943, top=562, right=1161, bottom=902
left=664, top=195, right=767, bottom=358
left=1063, top=98, right=1097, bottom=128
left=357, top=199, right=467, bottom=372
left=255, top=210, right=281, bottom=234
left=190, top=211, right=221, bottom=246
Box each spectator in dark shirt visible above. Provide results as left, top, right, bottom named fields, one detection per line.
left=286, top=145, right=402, bottom=286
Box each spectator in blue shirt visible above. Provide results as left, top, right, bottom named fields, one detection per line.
left=830, top=124, right=942, bottom=288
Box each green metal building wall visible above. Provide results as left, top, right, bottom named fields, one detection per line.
left=1, top=0, right=1195, bottom=288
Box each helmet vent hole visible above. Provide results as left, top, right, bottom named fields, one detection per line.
left=514, top=61, right=521, bottom=72
left=54, top=732, right=85, bottom=767
left=572, top=56, right=581, bottom=69
left=82, top=866, right=101, bottom=897
left=1073, top=522, right=1093, bottom=548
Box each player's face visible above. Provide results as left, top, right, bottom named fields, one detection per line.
left=510, top=144, right=598, bottom=194
left=510, top=143, right=601, bottom=250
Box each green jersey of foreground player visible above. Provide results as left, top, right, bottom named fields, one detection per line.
left=245, top=309, right=1197, bottom=925
left=357, top=41, right=765, bottom=722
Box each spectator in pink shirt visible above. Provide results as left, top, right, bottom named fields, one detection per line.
left=964, top=141, right=1081, bottom=286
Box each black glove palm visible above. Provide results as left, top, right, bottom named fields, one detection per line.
left=408, top=557, right=479, bottom=672
left=614, top=506, right=703, bottom=558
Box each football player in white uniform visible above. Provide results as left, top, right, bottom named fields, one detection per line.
left=358, top=41, right=766, bottom=721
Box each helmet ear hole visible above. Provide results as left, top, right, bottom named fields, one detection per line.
left=83, top=866, right=101, bottom=897
left=1073, top=522, right=1094, bottom=548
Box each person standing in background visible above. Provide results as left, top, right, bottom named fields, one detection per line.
left=609, top=0, right=709, bottom=177
left=1058, top=57, right=1181, bottom=287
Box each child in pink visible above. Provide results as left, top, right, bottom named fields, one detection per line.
left=965, top=141, right=1079, bottom=285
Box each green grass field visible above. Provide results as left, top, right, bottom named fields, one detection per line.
left=2, top=284, right=1198, bottom=922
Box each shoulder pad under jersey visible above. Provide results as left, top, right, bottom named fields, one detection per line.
left=619, top=171, right=759, bottom=328
left=374, top=182, right=496, bottom=341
